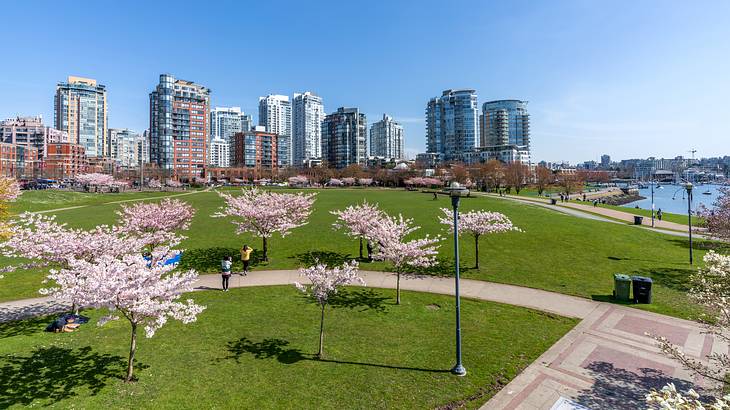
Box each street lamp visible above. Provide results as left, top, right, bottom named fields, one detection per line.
left=685, top=182, right=694, bottom=265
left=447, top=181, right=469, bottom=376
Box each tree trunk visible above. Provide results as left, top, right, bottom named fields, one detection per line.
left=366, top=240, right=373, bottom=262
left=262, top=237, right=268, bottom=261
left=475, top=235, right=480, bottom=269
left=318, top=304, right=325, bottom=359
left=396, top=271, right=401, bottom=305
left=359, top=237, right=363, bottom=259
left=126, top=322, right=138, bottom=382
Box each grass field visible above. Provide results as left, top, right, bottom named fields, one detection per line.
left=578, top=201, right=700, bottom=226
left=0, top=286, right=577, bottom=409
left=0, top=188, right=711, bottom=318
left=12, top=189, right=193, bottom=213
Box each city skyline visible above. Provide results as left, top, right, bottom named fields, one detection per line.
left=0, top=1, right=729, bottom=163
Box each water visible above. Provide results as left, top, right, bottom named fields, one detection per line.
left=621, top=184, right=724, bottom=214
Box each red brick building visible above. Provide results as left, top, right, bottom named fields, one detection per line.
left=42, top=143, right=87, bottom=179
left=0, top=142, right=39, bottom=179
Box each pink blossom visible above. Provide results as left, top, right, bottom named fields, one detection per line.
left=288, top=175, right=309, bottom=186
left=214, top=188, right=316, bottom=260
left=370, top=213, right=441, bottom=304
left=327, top=178, right=343, bottom=187
left=294, top=260, right=364, bottom=358
left=166, top=180, right=183, bottom=188
left=438, top=208, right=520, bottom=269
left=148, top=179, right=162, bottom=189
left=0, top=177, right=21, bottom=202
left=331, top=200, right=383, bottom=259
left=49, top=253, right=204, bottom=381
left=76, top=173, right=115, bottom=186
left=341, top=177, right=356, bottom=186
left=697, top=187, right=730, bottom=242
left=358, top=178, right=373, bottom=186
left=117, top=198, right=195, bottom=235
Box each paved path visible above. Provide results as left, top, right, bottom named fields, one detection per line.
left=0, top=270, right=722, bottom=409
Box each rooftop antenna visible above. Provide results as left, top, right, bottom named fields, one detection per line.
left=688, top=149, right=697, bottom=161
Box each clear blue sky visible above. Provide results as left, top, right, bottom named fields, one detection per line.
left=1, top=0, right=728, bottom=163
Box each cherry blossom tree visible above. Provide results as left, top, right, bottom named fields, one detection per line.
left=76, top=173, right=115, bottom=187
left=341, top=177, right=356, bottom=186
left=0, top=177, right=21, bottom=242
left=148, top=179, right=162, bottom=189
left=294, top=260, right=364, bottom=358
left=288, top=175, right=309, bottom=187
left=2, top=213, right=158, bottom=311
left=328, top=178, right=343, bottom=187
left=649, top=251, right=730, bottom=405
left=370, top=213, right=441, bottom=304
left=116, top=198, right=195, bottom=249
left=646, top=383, right=730, bottom=409
left=438, top=208, right=521, bottom=269
left=331, top=200, right=383, bottom=259
left=166, top=180, right=183, bottom=188
left=697, top=188, right=730, bottom=242
left=358, top=178, right=373, bottom=186
left=47, top=253, right=205, bottom=381
left=215, top=188, right=316, bottom=261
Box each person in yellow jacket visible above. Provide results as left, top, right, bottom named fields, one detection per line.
left=240, top=245, right=253, bottom=275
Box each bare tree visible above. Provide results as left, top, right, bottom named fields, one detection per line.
left=503, top=161, right=529, bottom=194
left=534, top=165, right=554, bottom=196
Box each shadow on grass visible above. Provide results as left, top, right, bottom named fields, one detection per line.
left=179, top=247, right=265, bottom=273
left=328, top=288, right=391, bottom=312
left=633, top=267, right=694, bottom=292
left=222, top=337, right=449, bottom=373
left=0, top=314, right=56, bottom=339
left=574, top=361, right=711, bottom=409
left=665, top=238, right=728, bottom=253
left=0, top=346, right=128, bottom=408
left=291, top=250, right=354, bottom=268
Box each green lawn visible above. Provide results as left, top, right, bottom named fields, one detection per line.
left=0, top=286, right=577, bottom=409
left=11, top=189, right=196, bottom=213
left=0, top=188, right=710, bottom=318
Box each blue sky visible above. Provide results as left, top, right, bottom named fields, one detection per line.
left=1, top=0, right=728, bottom=162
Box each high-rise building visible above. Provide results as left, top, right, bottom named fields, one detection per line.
left=426, top=89, right=479, bottom=160
left=232, top=127, right=278, bottom=171
left=140, top=130, right=150, bottom=164
left=54, top=76, right=107, bottom=157
left=107, top=128, right=141, bottom=167
left=480, top=100, right=530, bottom=150
left=601, top=154, right=611, bottom=168
left=369, top=114, right=404, bottom=159
left=149, top=74, right=210, bottom=180
left=210, top=106, right=251, bottom=166
left=258, top=95, right=291, bottom=167
left=292, top=92, right=324, bottom=166
left=321, top=107, right=367, bottom=169
left=210, top=138, right=230, bottom=168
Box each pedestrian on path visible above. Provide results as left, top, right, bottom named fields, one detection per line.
left=221, top=256, right=232, bottom=291
left=657, top=208, right=663, bottom=221
left=240, top=245, right=253, bottom=275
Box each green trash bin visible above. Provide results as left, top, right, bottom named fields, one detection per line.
left=613, top=274, right=631, bottom=301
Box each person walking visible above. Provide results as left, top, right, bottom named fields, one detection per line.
left=657, top=208, right=663, bottom=221
left=221, top=256, right=232, bottom=291
left=240, top=245, right=253, bottom=275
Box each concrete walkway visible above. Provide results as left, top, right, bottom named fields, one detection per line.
left=1, top=270, right=722, bottom=409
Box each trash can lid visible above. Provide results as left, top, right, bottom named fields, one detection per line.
left=614, top=273, right=631, bottom=281
left=631, top=275, right=653, bottom=283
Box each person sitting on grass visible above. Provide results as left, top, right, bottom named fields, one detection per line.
left=221, top=256, right=232, bottom=291
left=240, top=245, right=253, bottom=275
left=46, top=316, right=80, bottom=333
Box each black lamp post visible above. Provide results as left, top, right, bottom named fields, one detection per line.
left=447, top=181, right=469, bottom=376
left=685, top=182, right=694, bottom=265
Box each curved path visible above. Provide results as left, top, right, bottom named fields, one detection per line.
left=0, top=269, right=723, bottom=409
left=30, top=188, right=207, bottom=215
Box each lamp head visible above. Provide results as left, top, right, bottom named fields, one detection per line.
left=448, top=181, right=469, bottom=197
left=684, top=182, right=693, bottom=193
